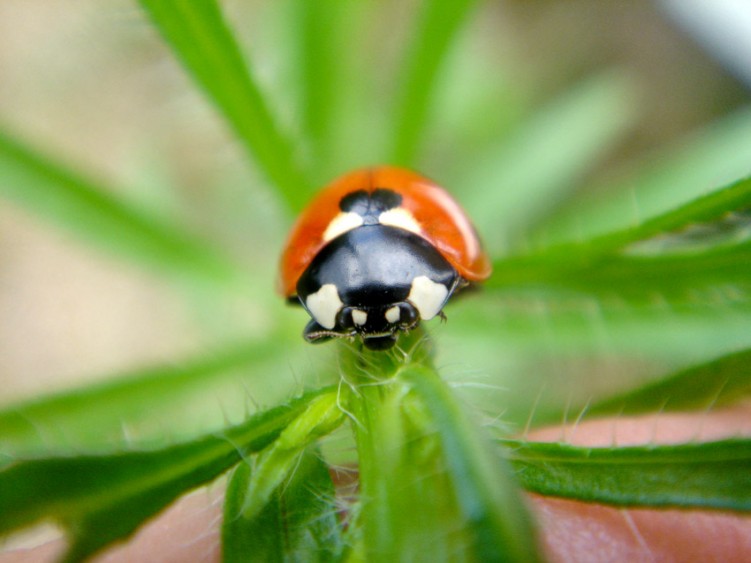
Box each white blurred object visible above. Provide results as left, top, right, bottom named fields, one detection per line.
left=660, top=0, right=751, bottom=88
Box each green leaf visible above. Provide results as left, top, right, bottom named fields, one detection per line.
left=291, top=0, right=346, bottom=181
left=402, top=366, right=542, bottom=563
left=505, top=438, right=751, bottom=511
left=460, top=71, right=637, bottom=256
left=239, top=392, right=345, bottom=518
left=517, top=175, right=751, bottom=261
left=0, top=342, right=282, bottom=458
left=468, top=176, right=751, bottom=380
left=489, top=241, right=751, bottom=303
left=0, top=388, right=333, bottom=562
left=139, top=0, right=311, bottom=212
left=0, top=128, right=241, bottom=288
left=222, top=447, right=345, bottom=563
left=389, top=0, right=478, bottom=166
left=487, top=177, right=751, bottom=302
left=588, top=348, right=751, bottom=417
left=618, top=175, right=751, bottom=247
left=539, top=105, right=751, bottom=244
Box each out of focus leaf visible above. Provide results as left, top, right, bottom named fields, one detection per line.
left=505, top=438, right=751, bottom=511
left=139, top=0, right=311, bottom=212
left=588, top=348, right=751, bottom=417
left=389, top=0, right=478, bottom=167
left=516, top=176, right=751, bottom=260
left=538, top=105, right=751, bottom=244
left=490, top=240, right=751, bottom=303
left=0, top=128, right=241, bottom=288
left=461, top=71, right=637, bottom=255
left=0, top=341, right=290, bottom=458
left=291, top=0, right=347, bottom=183
left=488, top=177, right=751, bottom=303
left=446, top=298, right=751, bottom=427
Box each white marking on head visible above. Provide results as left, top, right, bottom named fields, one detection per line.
left=352, top=309, right=368, bottom=326
left=385, top=306, right=400, bottom=324
left=378, top=208, right=421, bottom=235
left=305, top=284, right=343, bottom=329
left=408, top=276, right=449, bottom=321
left=323, top=212, right=364, bottom=242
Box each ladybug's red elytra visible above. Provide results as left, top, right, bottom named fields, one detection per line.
left=279, top=166, right=491, bottom=350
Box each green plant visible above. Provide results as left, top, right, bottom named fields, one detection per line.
left=1, top=1, right=750, bottom=561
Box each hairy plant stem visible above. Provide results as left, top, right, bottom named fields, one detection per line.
left=341, top=329, right=542, bottom=562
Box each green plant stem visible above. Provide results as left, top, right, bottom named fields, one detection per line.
left=347, top=370, right=405, bottom=559
left=342, top=332, right=542, bottom=562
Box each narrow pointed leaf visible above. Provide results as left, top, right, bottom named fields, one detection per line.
left=539, top=105, right=751, bottom=243
left=222, top=448, right=344, bottom=563
left=292, top=0, right=345, bottom=180
left=487, top=175, right=751, bottom=304
left=0, top=342, right=281, bottom=457
left=0, top=128, right=240, bottom=287
left=389, top=0, right=478, bottom=166
left=505, top=438, right=751, bottom=512
left=588, top=348, right=751, bottom=417
left=239, top=392, right=345, bottom=519
left=139, top=0, right=311, bottom=211
left=489, top=176, right=751, bottom=298
left=489, top=239, right=751, bottom=302
left=516, top=175, right=751, bottom=262
left=0, top=388, right=334, bottom=562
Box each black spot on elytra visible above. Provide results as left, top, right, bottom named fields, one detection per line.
left=339, top=189, right=402, bottom=225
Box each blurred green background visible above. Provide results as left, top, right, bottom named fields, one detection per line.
left=1, top=0, right=750, bottom=441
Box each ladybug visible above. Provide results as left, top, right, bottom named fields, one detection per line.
left=278, top=166, right=491, bottom=350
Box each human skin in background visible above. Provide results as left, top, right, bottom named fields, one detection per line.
left=3, top=406, right=750, bottom=562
